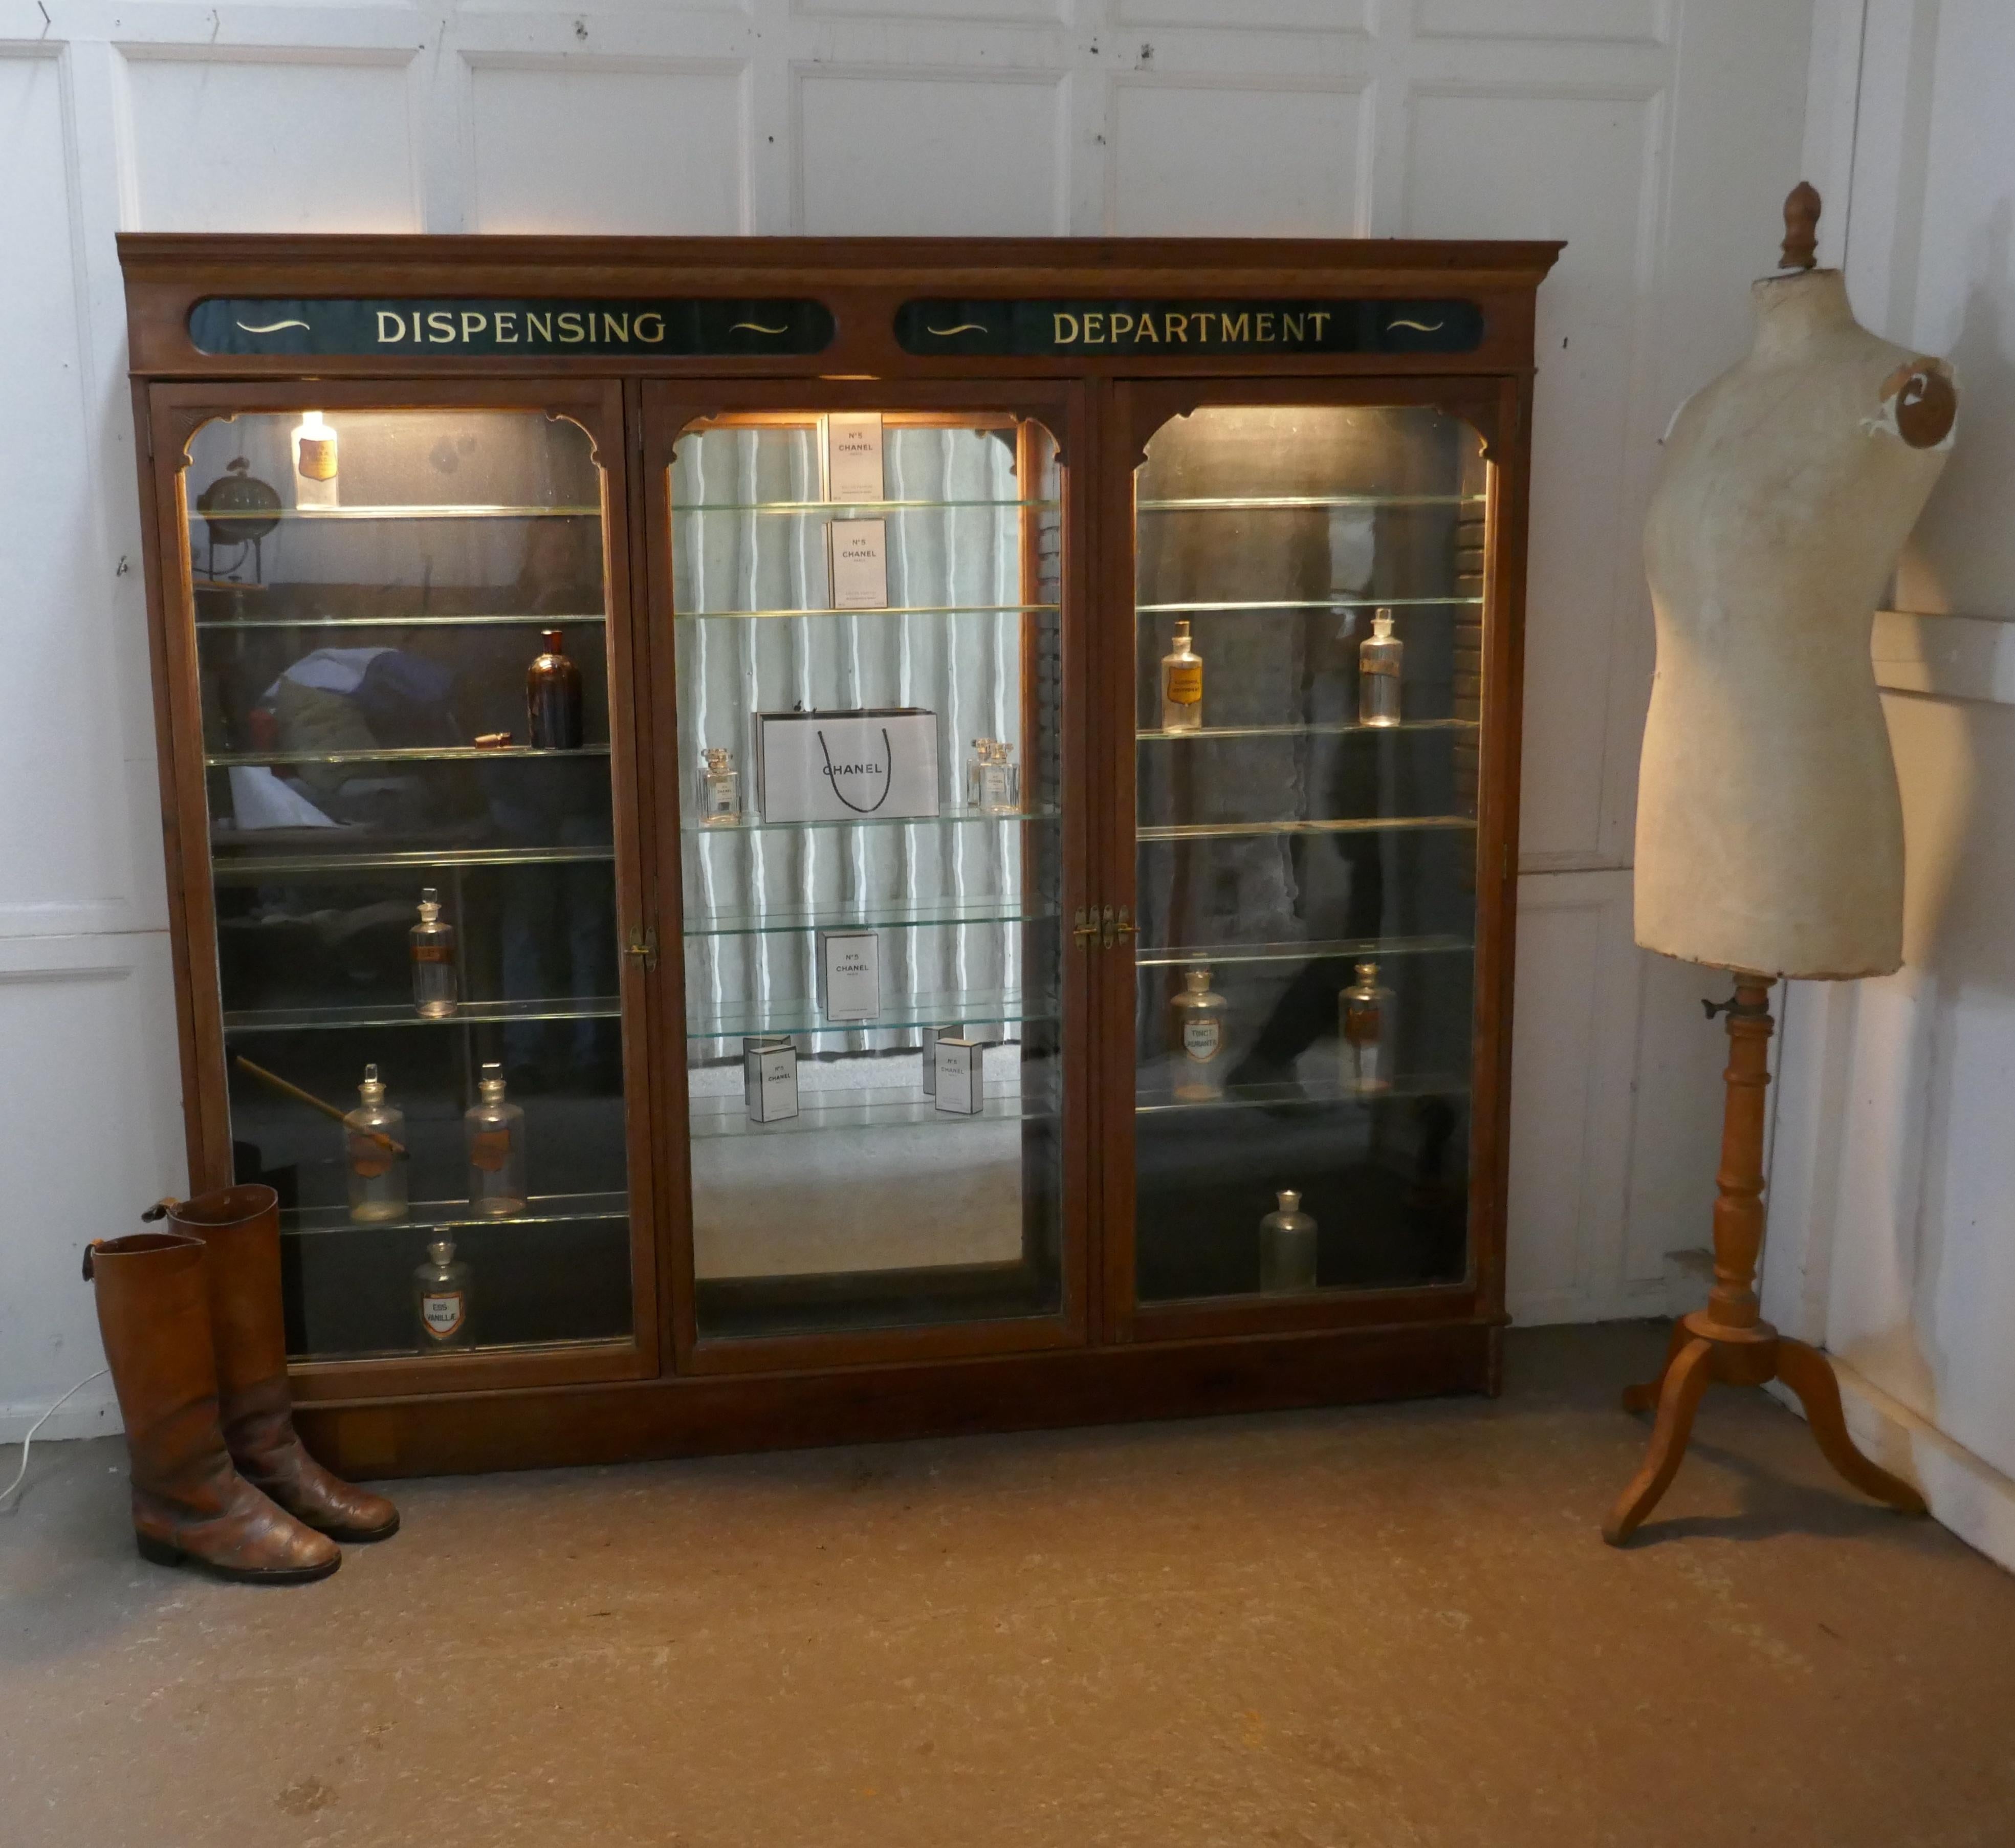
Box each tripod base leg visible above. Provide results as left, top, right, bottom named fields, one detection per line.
left=1776, top=1338, right=1928, bottom=1516
left=1604, top=1336, right=1716, bottom=1547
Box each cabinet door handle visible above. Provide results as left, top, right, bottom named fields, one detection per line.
left=625, top=927, right=658, bottom=972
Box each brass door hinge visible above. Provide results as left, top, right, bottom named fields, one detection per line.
left=1073, top=905, right=1099, bottom=948
left=625, top=926, right=658, bottom=972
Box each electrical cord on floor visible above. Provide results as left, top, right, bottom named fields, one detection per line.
left=0, top=1368, right=111, bottom=1511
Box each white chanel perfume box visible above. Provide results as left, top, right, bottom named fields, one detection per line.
left=827, top=517, right=889, bottom=610
left=919, top=1022, right=963, bottom=1097
left=742, top=1036, right=800, bottom=1123
left=753, top=707, right=939, bottom=823
left=825, top=412, right=885, bottom=504
left=817, top=929, right=881, bottom=1022
left=933, top=1037, right=985, bottom=1116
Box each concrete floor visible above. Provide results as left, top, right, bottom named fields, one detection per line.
left=4, top=1322, right=2013, bottom=1848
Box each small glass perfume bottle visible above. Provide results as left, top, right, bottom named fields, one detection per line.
left=1260, top=1189, right=1320, bottom=1293
left=1160, top=619, right=1203, bottom=731
left=1340, top=960, right=1395, bottom=1093
left=966, top=738, right=1020, bottom=813
left=344, top=1063, right=408, bottom=1224
left=410, top=886, right=458, bottom=1018
left=1170, top=966, right=1231, bottom=1101
left=464, top=1062, right=528, bottom=1216
left=700, top=746, right=741, bottom=823
left=413, top=1237, right=473, bottom=1349
left=291, top=410, right=338, bottom=509
left=526, top=628, right=584, bottom=750
left=1359, top=607, right=1403, bottom=727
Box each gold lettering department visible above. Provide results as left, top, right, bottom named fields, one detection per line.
left=1045, top=308, right=1333, bottom=347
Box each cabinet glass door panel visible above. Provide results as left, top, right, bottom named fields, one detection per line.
left=669, top=412, right=1066, bottom=1343
left=181, top=406, right=635, bottom=1362
left=1132, top=404, right=1484, bottom=1307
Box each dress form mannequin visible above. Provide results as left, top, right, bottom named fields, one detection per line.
left=1606, top=186, right=1957, bottom=1544
left=1635, top=185, right=1956, bottom=974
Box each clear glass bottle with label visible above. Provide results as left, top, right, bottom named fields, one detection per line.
left=413, top=1236, right=473, bottom=1350
left=1259, top=1189, right=1320, bottom=1293
left=464, top=1062, right=528, bottom=1216
left=1358, top=607, right=1403, bottom=727
left=1159, top=619, right=1204, bottom=731
left=700, top=746, right=741, bottom=823
left=291, top=410, right=339, bottom=509
left=1340, top=960, right=1395, bottom=1093
left=410, top=886, right=458, bottom=1018
left=344, top=1063, right=408, bottom=1224
left=966, top=738, right=1020, bottom=813
left=1170, top=966, right=1231, bottom=1101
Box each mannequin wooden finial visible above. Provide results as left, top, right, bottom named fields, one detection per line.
left=1781, top=181, right=1822, bottom=270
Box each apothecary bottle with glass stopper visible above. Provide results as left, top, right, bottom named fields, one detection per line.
left=344, top=1063, right=408, bottom=1224
left=1169, top=966, right=1231, bottom=1101
left=1358, top=608, right=1403, bottom=727
left=1160, top=620, right=1203, bottom=731
left=1340, top=961, right=1395, bottom=1094
left=410, top=887, right=458, bottom=1018
left=1259, top=1190, right=1320, bottom=1293
left=413, top=1237, right=473, bottom=1350
left=464, top=1062, right=528, bottom=1216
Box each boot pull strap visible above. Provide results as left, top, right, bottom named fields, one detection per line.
left=81, top=1242, right=98, bottom=1282
left=140, top=1197, right=180, bottom=1223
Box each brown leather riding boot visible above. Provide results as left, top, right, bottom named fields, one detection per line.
left=160, top=1186, right=401, bottom=1544
left=85, top=1231, right=340, bottom=1583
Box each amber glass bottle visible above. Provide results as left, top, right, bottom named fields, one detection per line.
left=526, top=628, right=584, bottom=750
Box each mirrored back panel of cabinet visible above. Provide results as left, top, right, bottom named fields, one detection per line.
left=647, top=390, right=1088, bottom=1368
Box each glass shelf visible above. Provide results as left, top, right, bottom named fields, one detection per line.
left=210, top=843, right=616, bottom=880
left=678, top=498, right=1059, bottom=514
left=687, top=805, right=1059, bottom=836
left=206, top=745, right=610, bottom=768
left=1136, top=816, right=1475, bottom=843
left=281, top=1191, right=629, bottom=1240
left=675, top=602, right=1057, bottom=622
left=690, top=1087, right=1039, bottom=1140
left=1137, top=933, right=1474, bottom=970
left=687, top=988, right=1050, bottom=1042
left=1134, top=1074, right=1471, bottom=1117
left=687, top=895, right=1057, bottom=939
left=1137, top=719, right=1477, bottom=743
left=225, top=996, right=619, bottom=1034
left=1136, top=494, right=1485, bottom=512
left=188, top=504, right=601, bottom=522
left=192, top=612, right=608, bottom=632
left=1135, top=597, right=1482, bottom=615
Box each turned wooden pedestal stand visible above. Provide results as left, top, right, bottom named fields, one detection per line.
left=1603, top=975, right=1928, bottom=1545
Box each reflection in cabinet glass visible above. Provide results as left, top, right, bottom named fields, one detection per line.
left=670, top=414, right=1064, bottom=1341
left=183, top=408, right=633, bottom=1361
left=1132, top=406, right=1484, bottom=1306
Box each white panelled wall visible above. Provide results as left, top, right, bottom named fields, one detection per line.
left=0, top=0, right=1819, bottom=1438
left=1763, top=0, right=2015, bottom=1572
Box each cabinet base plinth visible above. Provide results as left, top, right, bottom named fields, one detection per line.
left=297, top=1321, right=1496, bottom=1480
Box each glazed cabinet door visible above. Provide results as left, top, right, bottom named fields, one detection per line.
left=1100, top=379, right=1521, bottom=1341
left=148, top=381, right=660, bottom=1395
left=642, top=383, right=1092, bottom=1371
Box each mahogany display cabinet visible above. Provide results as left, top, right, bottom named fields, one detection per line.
left=119, top=233, right=1559, bottom=1477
